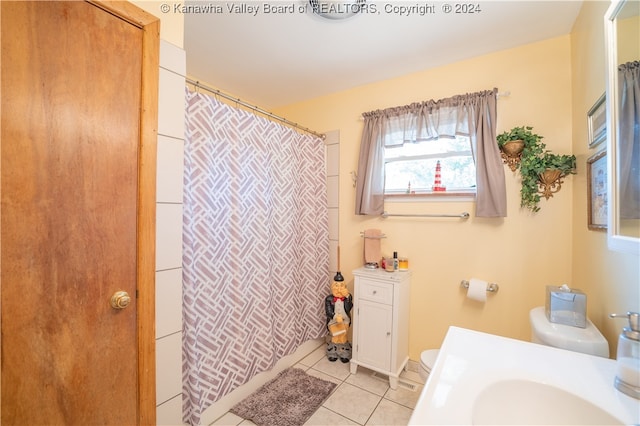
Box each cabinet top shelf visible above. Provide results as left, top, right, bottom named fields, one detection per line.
left=353, top=266, right=412, bottom=280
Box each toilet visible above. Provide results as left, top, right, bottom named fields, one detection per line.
left=419, top=349, right=440, bottom=381
left=529, top=306, right=609, bottom=358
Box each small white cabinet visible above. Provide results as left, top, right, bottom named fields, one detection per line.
left=350, top=267, right=411, bottom=389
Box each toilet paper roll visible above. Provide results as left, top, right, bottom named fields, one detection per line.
left=467, top=278, right=487, bottom=302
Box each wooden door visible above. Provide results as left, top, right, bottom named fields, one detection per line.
left=0, top=1, right=158, bottom=424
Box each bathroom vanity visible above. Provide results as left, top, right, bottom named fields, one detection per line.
left=350, top=267, right=411, bottom=389
left=409, top=327, right=640, bottom=425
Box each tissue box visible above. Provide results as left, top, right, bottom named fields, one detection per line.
left=545, top=285, right=587, bottom=328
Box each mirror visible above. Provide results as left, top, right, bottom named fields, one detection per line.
left=605, top=0, right=640, bottom=254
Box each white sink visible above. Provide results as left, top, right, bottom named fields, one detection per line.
left=472, top=379, right=623, bottom=425
left=409, top=327, right=639, bottom=425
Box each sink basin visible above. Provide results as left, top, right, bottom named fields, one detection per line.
left=409, top=327, right=639, bottom=425
left=472, top=379, right=623, bottom=425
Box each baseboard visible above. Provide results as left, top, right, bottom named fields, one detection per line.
left=198, top=338, right=324, bottom=425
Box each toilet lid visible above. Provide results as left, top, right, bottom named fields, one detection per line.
left=420, top=349, right=440, bottom=371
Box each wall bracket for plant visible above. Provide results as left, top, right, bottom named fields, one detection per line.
left=497, top=126, right=576, bottom=212
left=500, top=140, right=525, bottom=171
left=538, top=169, right=564, bottom=199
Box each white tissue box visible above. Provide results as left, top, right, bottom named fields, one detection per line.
left=545, top=285, right=587, bottom=328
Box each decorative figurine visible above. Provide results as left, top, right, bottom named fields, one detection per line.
left=325, top=279, right=353, bottom=363
left=432, top=160, right=446, bottom=191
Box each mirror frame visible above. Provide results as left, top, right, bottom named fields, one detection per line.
left=605, top=0, right=640, bottom=255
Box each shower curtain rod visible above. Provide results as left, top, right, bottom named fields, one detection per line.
left=185, top=78, right=326, bottom=140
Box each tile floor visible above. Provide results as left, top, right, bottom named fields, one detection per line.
left=209, top=344, right=425, bottom=426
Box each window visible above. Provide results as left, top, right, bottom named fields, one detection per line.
left=355, top=89, right=506, bottom=217
left=384, top=135, right=476, bottom=194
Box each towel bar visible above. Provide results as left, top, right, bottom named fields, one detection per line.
left=360, top=232, right=386, bottom=239
left=382, top=211, right=470, bottom=219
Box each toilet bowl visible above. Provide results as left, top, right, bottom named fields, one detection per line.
left=529, top=306, right=609, bottom=358
left=419, top=349, right=440, bottom=381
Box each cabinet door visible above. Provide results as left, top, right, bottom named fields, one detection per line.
left=356, top=299, right=392, bottom=370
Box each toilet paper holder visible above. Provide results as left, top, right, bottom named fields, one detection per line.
left=460, top=280, right=499, bottom=293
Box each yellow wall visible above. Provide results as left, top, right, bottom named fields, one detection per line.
left=276, top=36, right=577, bottom=360
left=131, top=0, right=184, bottom=47
left=571, top=1, right=640, bottom=356
left=618, top=15, right=640, bottom=65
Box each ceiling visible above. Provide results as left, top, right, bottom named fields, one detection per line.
left=184, top=1, right=584, bottom=109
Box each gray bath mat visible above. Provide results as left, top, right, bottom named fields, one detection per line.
left=230, top=367, right=336, bottom=426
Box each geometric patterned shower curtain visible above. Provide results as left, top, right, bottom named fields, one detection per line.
left=182, top=88, right=330, bottom=425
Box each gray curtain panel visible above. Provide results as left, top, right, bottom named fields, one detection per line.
left=618, top=61, right=640, bottom=219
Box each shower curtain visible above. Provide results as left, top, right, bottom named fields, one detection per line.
left=182, top=88, right=330, bottom=425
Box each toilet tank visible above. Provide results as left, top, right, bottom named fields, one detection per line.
left=529, top=307, right=609, bottom=358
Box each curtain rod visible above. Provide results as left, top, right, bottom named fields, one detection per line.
left=185, top=78, right=325, bottom=140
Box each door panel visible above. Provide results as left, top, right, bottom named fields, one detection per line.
left=1, top=1, right=158, bottom=424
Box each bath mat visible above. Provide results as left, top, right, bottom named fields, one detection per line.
left=230, top=367, right=336, bottom=426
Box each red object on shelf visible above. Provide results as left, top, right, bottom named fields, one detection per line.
left=432, top=160, right=446, bottom=191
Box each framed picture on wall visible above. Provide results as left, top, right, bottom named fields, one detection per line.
left=587, top=150, right=607, bottom=230
left=587, top=93, right=606, bottom=149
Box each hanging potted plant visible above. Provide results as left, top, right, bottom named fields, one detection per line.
left=536, top=152, right=577, bottom=201
left=519, top=148, right=576, bottom=212
left=498, top=126, right=576, bottom=212
left=496, top=126, right=543, bottom=171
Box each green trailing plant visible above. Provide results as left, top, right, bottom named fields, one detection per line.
left=496, top=125, right=543, bottom=152
left=498, top=126, right=576, bottom=212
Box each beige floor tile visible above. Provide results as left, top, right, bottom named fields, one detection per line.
left=400, top=368, right=424, bottom=385
left=323, top=382, right=382, bottom=425
left=299, top=344, right=327, bottom=367
left=384, top=380, right=423, bottom=409
left=365, top=398, right=413, bottom=425
left=293, top=362, right=310, bottom=371
left=345, top=368, right=390, bottom=396
left=312, top=356, right=351, bottom=381
left=209, top=412, right=244, bottom=425
left=213, top=351, right=426, bottom=426
left=304, top=406, right=360, bottom=425
left=306, top=367, right=344, bottom=387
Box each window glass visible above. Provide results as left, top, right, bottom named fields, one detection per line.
left=384, top=135, right=476, bottom=193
